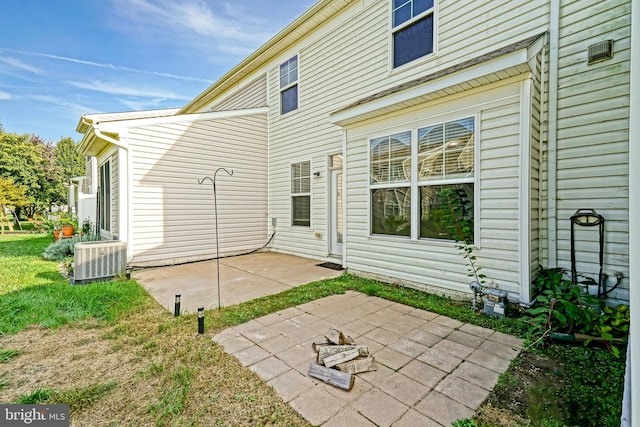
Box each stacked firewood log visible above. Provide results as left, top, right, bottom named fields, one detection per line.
left=307, top=328, right=377, bottom=391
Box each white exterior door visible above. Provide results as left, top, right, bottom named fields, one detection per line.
left=330, top=166, right=343, bottom=256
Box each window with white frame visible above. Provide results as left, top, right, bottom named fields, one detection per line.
left=99, top=161, right=111, bottom=232
left=280, top=55, right=298, bottom=114
left=291, top=161, right=310, bottom=226
left=391, top=0, right=435, bottom=68
left=370, top=117, right=475, bottom=240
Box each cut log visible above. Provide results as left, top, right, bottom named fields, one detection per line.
left=317, top=345, right=369, bottom=364
left=323, top=348, right=360, bottom=368
left=336, top=357, right=377, bottom=374
left=308, top=363, right=354, bottom=391
left=311, top=339, right=332, bottom=353
left=325, top=328, right=346, bottom=345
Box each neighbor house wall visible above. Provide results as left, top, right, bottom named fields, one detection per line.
left=124, top=112, right=269, bottom=264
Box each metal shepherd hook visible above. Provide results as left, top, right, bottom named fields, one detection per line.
left=198, top=167, right=234, bottom=309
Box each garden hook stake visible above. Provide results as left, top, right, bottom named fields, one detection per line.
left=198, top=167, right=234, bottom=310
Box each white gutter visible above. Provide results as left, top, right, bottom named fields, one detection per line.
left=626, top=0, right=639, bottom=424
left=547, top=0, right=560, bottom=266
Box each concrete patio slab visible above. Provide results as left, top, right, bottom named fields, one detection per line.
left=133, top=252, right=343, bottom=312
left=212, top=291, right=524, bottom=426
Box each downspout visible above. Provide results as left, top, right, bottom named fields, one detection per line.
left=547, top=0, right=560, bottom=266
left=91, top=123, right=133, bottom=261
left=342, top=129, right=347, bottom=268
left=626, top=0, right=639, bottom=424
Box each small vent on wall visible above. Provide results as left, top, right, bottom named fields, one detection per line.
left=587, top=40, right=613, bottom=65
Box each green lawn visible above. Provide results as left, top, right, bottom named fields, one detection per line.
left=0, top=234, right=627, bottom=427
left=0, top=234, right=148, bottom=334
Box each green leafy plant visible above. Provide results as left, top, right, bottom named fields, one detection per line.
left=439, top=187, right=485, bottom=285
left=42, top=234, right=101, bottom=261
left=81, top=218, right=93, bottom=235
left=58, top=211, right=77, bottom=228
left=521, top=268, right=629, bottom=357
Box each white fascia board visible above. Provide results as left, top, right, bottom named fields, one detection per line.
left=330, top=49, right=529, bottom=126
left=98, top=107, right=269, bottom=132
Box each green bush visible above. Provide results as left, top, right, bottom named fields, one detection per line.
left=42, top=234, right=101, bottom=261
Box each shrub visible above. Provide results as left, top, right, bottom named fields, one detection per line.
left=42, top=234, right=101, bottom=261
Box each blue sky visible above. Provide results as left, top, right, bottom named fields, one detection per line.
left=0, top=0, right=316, bottom=142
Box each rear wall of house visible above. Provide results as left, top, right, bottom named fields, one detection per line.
left=540, top=0, right=630, bottom=302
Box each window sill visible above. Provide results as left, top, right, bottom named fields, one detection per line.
left=389, top=51, right=438, bottom=77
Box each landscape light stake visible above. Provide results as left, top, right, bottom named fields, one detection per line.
left=174, top=294, right=181, bottom=317
left=198, top=167, right=234, bottom=310
left=198, top=306, right=205, bottom=334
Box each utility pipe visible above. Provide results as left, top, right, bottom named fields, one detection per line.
left=627, top=0, right=639, bottom=423
left=547, top=0, right=560, bottom=267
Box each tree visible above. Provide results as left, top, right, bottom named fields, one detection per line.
left=0, top=177, right=28, bottom=234
left=0, top=129, right=68, bottom=219
left=55, top=137, right=85, bottom=183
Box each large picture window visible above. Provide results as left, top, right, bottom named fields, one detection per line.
left=99, top=161, right=111, bottom=232
left=370, top=117, right=475, bottom=241
left=291, top=161, right=310, bottom=227
left=392, top=0, right=435, bottom=68
left=280, top=56, right=298, bottom=114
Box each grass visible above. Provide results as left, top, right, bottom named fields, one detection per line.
left=0, top=234, right=149, bottom=334
left=0, top=234, right=627, bottom=426
left=17, top=382, right=118, bottom=411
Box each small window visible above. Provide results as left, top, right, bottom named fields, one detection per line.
left=99, top=161, right=111, bottom=232
left=291, top=161, right=310, bottom=226
left=280, top=56, right=298, bottom=114
left=392, top=0, right=435, bottom=68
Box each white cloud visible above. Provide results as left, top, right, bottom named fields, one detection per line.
left=1, top=49, right=212, bottom=83
left=109, top=0, right=275, bottom=57
left=0, top=56, right=43, bottom=74
left=0, top=91, right=12, bottom=100
left=28, top=95, right=96, bottom=117
left=68, top=80, right=190, bottom=100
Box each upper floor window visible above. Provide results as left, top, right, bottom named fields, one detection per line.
left=392, top=0, right=435, bottom=68
left=280, top=55, right=298, bottom=114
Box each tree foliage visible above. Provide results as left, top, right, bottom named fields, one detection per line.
left=0, top=177, right=29, bottom=234
left=0, top=127, right=83, bottom=218
left=55, top=137, right=85, bottom=182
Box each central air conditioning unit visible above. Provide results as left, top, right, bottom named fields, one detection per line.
left=73, top=240, right=127, bottom=284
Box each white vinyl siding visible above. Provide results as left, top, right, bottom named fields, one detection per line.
left=345, top=83, right=522, bottom=297
left=548, top=0, right=631, bottom=302
left=210, top=75, right=267, bottom=112
left=127, top=112, right=268, bottom=264
left=263, top=0, right=547, bottom=262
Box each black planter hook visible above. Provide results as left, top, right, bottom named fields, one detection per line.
left=198, top=167, right=234, bottom=309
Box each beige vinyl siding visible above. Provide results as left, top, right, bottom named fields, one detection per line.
left=530, top=50, right=544, bottom=282
left=210, top=75, right=267, bottom=112
left=127, top=113, right=268, bottom=264
left=263, top=0, right=549, bottom=261
left=553, top=0, right=630, bottom=302
left=344, top=83, right=524, bottom=298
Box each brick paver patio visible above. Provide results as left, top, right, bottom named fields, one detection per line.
left=213, top=291, right=523, bottom=426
